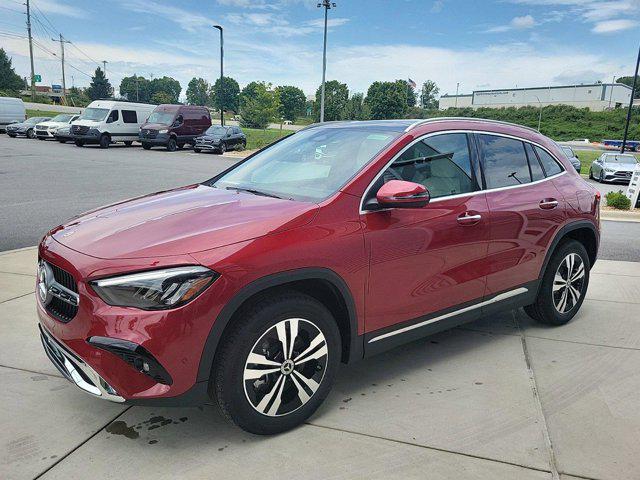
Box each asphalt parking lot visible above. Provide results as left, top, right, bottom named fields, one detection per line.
left=1, top=248, right=639, bottom=479
left=1, top=135, right=640, bottom=479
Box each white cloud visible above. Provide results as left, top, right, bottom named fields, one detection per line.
left=592, top=18, right=638, bottom=32
left=486, top=14, right=536, bottom=33
left=32, top=0, right=87, bottom=19
left=431, top=0, right=445, bottom=13
left=119, top=0, right=215, bottom=32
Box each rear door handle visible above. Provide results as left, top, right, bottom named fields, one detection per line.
left=457, top=212, right=482, bottom=226
left=539, top=199, right=559, bottom=209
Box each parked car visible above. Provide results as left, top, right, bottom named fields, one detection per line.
left=70, top=100, right=156, bottom=148
left=35, top=114, right=80, bottom=140
left=589, top=152, right=638, bottom=183
left=139, top=104, right=211, bottom=151
left=560, top=145, right=581, bottom=173
left=194, top=125, right=246, bottom=154
left=5, top=117, right=50, bottom=138
left=0, top=97, right=26, bottom=133
left=36, top=118, right=599, bottom=435
left=55, top=125, right=74, bottom=143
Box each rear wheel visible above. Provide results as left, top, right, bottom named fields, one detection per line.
left=58, top=139, right=66, bottom=143
left=99, top=134, right=110, bottom=149
left=213, top=291, right=340, bottom=435
left=588, top=168, right=594, bottom=179
left=142, top=143, right=151, bottom=150
left=8, top=134, right=16, bottom=138
left=598, top=170, right=604, bottom=183
left=193, top=148, right=201, bottom=153
left=177, top=143, right=185, bottom=150
left=238, top=140, right=246, bottom=151
left=124, top=141, right=133, bottom=147
left=218, top=142, right=227, bottom=155
left=37, top=137, right=45, bottom=141
left=524, top=240, right=590, bottom=326
left=166, top=137, right=177, bottom=152
left=74, top=139, right=84, bottom=147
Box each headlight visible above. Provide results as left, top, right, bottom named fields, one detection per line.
left=90, top=266, right=218, bottom=310
left=159, top=129, right=168, bottom=134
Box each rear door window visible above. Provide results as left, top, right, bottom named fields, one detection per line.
left=478, top=134, right=531, bottom=188
left=122, top=110, right=137, bottom=124
left=535, top=147, right=563, bottom=176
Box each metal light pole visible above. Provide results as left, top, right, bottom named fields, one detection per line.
left=213, top=25, right=224, bottom=126
left=534, top=95, right=543, bottom=132
left=621, top=44, right=639, bottom=154
left=454, top=82, right=460, bottom=108
left=317, top=1, right=336, bottom=123
left=102, top=60, right=107, bottom=77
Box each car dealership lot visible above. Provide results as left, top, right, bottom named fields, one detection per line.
left=1, top=247, right=639, bottom=480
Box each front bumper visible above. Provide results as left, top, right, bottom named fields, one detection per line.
left=72, top=128, right=101, bottom=143
left=36, top=129, right=56, bottom=138
left=194, top=141, right=221, bottom=150
left=604, top=172, right=633, bottom=182
left=6, top=128, right=25, bottom=135
left=139, top=132, right=170, bottom=146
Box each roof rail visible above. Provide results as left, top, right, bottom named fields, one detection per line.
left=404, top=117, right=541, bottom=135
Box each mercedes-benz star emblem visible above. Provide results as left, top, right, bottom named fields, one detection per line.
left=37, top=261, right=53, bottom=306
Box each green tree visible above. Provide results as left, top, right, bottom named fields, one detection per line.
left=86, top=67, right=112, bottom=100
left=67, top=86, right=91, bottom=107
left=212, top=76, right=240, bottom=113
left=365, top=80, right=408, bottom=119
left=275, top=85, right=306, bottom=122
left=405, top=81, right=417, bottom=107
left=151, top=91, right=174, bottom=104
left=186, top=77, right=211, bottom=106
left=342, top=93, right=370, bottom=120
left=240, top=81, right=278, bottom=128
left=313, top=80, right=349, bottom=121
left=420, top=80, right=440, bottom=110
left=119, top=75, right=151, bottom=102
left=149, top=76, right=181, bottom=103
left=616, top=75, right=640, bottom=99
left=0, top=49, right=24, bottom=95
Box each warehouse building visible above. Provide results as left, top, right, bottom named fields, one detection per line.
left=439, top=83, right=633, bottom=111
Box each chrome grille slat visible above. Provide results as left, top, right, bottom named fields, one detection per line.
left=40, top=261, right=79, bottom=322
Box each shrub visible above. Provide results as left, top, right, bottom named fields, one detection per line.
left=605, top=190, right=631, bottom=210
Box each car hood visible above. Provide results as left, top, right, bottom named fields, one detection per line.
left=51, top=184, right=319, bottom=259
left=603, top=162, right=636, bottom=171
left=7, top=122, right=27, bottom=128
left=197, top=134, right=223, bottom=141
left=141, top=123, right=169, bottom=130
left=72, top=119, right=101, bottom=127
left=38, top=121, right=65, bottom=128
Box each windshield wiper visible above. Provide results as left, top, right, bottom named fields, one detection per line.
left=225, top=186, right=283, bottom=199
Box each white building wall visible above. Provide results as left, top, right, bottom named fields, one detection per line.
left=438, top=95, right=473, bottom=109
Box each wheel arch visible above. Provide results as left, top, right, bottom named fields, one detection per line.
left=539, top=220, right=599, bottom=281
left=196, top=268, right=362, bottom=383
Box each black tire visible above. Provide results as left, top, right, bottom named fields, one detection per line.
left=588, top=168, right=593, bottom=180
left=124, top=141, right=133, bottom=146
left=599, top=170, right=604, bottom=183
left=524, top=239, right=590, bottom=326
left=166, top=137, right=177, bottom=152
left=193, top=148, right=201, bottom=153
left=142, top=143, right=151, bottom=150
left=99, top=134, right=110, bottom=149
left=213, top=291, right=341, bottom=435
left=238, top=140, right=246, bottom=151
left=8, top=134, right=16, bottom=138
left=26, top=129, right=35, bottom=139
left=177, top=143, right=185, bottom=150
left=37, top=137, right=45, bottom=141
left=58, top=139, right=66, bottom=143
left=74, top=139, right=84, bottom=147
left=218, top=142, right=227, bottom=155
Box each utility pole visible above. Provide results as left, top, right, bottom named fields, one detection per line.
left=52, top=34, right=71, bottom=105
left=102, top=60, right=108, bottom=76
left=317, top=1, right=336, bottom=123
left=455, top=82, right=460, bottom=108
left=621, top=44, right=640, bottom=154
left=25, top=0, right=36, bottom=101
left=608, top=74, right=615, bottom=109
left=213, top=25, right=224, bottom=126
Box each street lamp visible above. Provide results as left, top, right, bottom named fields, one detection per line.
left=621, top=44, right=639, bottom=154
left=213, top=25, right=224, bottom=126
left=317, top=1, right=336, bottom=123
left=534, top=95, right=543, bottom=132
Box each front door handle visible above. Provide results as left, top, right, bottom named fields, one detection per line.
left=539, top=199, right=559, bottom=209
left=457, top=212, right=482, bottom=226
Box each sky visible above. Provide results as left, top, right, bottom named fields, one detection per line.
left=0, top=0, right=639, bottom=100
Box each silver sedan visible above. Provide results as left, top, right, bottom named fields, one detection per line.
left=589, top=152, right=638, bottom=183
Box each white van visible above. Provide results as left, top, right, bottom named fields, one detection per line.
left=70, top=100, right=156, bottom=148
left=0, top=97, right=26, bottom=133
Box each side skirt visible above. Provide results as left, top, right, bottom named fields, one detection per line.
left=363, top=281, right=538, bottom=358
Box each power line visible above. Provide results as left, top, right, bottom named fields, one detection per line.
left=0, top=6, right=23, bottom=14
left=31, top=1, right=59, bottom=35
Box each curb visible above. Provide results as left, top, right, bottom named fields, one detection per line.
left=600, top=211, right=640, bottom=223
left=0, top=246, right=38, bottom=256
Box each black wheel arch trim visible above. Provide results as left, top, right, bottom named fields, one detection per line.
left=196, top=267, right=363, bottom=383
left=538, top=219, right=599, bottom=285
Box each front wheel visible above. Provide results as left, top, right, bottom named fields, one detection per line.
left=58, top=139, right=67, bottom=143
left=599, top=170, right=605, bottom=183
left=8, top=134, right=16, bottom=138
left=142, top=143, right=151, bottom=150
left=524, top=240, right=590, bottom=326
left=213, top=291, right=341, bottom=435
left=218, top=142, right=227, bottom=155
left=74, top=139, right=84, bottom=147
left=26, top=129, right=35, bottom=139
left=588, top=168, right=593, bottom=179
left=99, top=134, right=110, bottom=149
left=193, top=148, right=201, bottom=153
left=166, top=137, right=177, bottom=152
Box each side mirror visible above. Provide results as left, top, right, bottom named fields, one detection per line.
left=374, top=180, right=430, bottom=209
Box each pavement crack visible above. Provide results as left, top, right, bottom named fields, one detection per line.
left=0, top=291, right=34, bottom=304
left=514, top=311, right=560, bottom=480
left=0, top=364, right=64, bottom=378
left=33, top=406, right=133, bottom=479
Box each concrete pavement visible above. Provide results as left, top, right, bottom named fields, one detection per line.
left=1, top=247, right=639, bottom=479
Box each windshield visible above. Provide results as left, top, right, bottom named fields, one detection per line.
left=79, top=108, right=109, bottom=122
left=210, top=126, right=399, bottom=202
left=205, top=126, right=228, bottom=136
left=25, top=117, right=44, bottom=124
left=51, top=114, right=74, bottom=123
left=605, top=155, right=637, bottom=164
left=146, top=111, right=175, bottom=124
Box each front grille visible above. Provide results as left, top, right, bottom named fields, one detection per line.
left=71, top=125, right=89, bottom=135
left=141, top=129, right=157, bottom=139
left=46, top=263, right=79, bottom=322
left=613, top=171, right=632, bottom=179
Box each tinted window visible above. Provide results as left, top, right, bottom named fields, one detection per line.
left=122, top=110, right=137, bottom=123
left=386, top=133, right=475, bottom=198
left=479, top=134, right=531, bottom=188
left=525, top=143, right=545, bottom=181
left=535, top=147, right=563, bottom=176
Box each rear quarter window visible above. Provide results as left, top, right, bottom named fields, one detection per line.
left=535, top=146, right=563, bottom=176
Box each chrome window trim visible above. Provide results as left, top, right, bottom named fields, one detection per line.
left=368, top=287, right=528, bottom=343
left=359, top=129, right=567, bottom=214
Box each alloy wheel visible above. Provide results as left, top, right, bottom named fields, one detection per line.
left=553, top=253, right=585, bottom=314
left=243, top=318, right=328, bottom=417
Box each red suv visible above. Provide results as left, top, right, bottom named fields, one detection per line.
left=37, top=118, right=600, bottom=434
